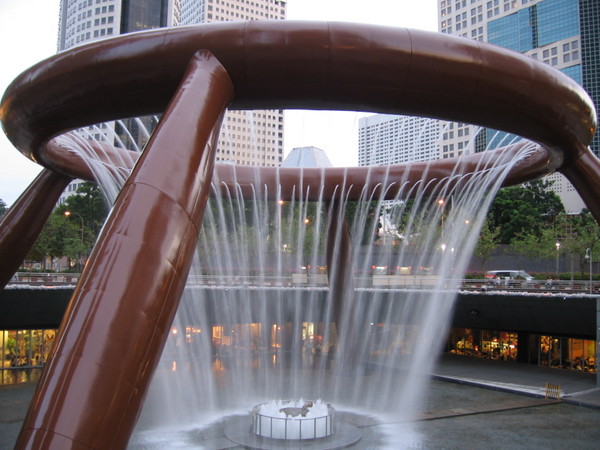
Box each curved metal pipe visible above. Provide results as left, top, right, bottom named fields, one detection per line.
left=3, top=21, right=595, bottom=218
left=1, top=21, right=594, bottom=172
left=43, top=135, right=554, bottom=201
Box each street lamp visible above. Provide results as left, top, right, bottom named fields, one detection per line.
left=438, top=198, right=445, bottom=228
left=65, top=211, right=85, bottom=270
left=555, top=241, right=561, bottom=275
left=64, top=211, right=84, bottom=245
left=585, top=248, right=592, bottom=294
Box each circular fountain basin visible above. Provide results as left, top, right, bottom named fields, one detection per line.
left=223, top=400, right=362, bottom=449
left=252, top=400, right=334, bottom=440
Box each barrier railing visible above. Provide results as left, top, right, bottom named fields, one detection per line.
left=252, top=402, right=334, bottom=440
left=545, top=383, right=561, bottom=400
left=7, top=272, right=600, bottom=293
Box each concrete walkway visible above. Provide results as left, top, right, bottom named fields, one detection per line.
left=433, top=353, right=600, bottom=409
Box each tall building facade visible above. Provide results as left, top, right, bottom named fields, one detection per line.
left=56, top=0, right=181, bottom=198
left=57, top=0, right=285, bottom=168
left=58, top=0, right=180, bottom=53
left=438, top=0, right=599, bottom=212
left=179, top=0, right=287, bottom=167
left=58, top=0, right=180, bottom=151
left=358, top=115, right=442, bottom=166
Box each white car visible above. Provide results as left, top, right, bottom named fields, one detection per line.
left=485, top=270, right=534, bottom=287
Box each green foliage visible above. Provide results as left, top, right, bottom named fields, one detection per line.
left=510, top=225, right=559, bottom=260
left=55, top=182, right=109, bottom=238
left=345, top=200, right=380, bottom=245
left=26, top=181, right=109, bottom=269
left=508, top=208, right=600, bottom=277
left=556, top=210, right=600, bottom=276
left=27, top=214, right=73, bottom=268
left=488, top=179, right=564, bottom=244
left=198, top=197, right=328, bottom=268
left=0, top=198, right=6, bottom=218
left=473, top=219, right=500, bottom=270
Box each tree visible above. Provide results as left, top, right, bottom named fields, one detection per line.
left=556, top=210, right=600, bottom=276
left=24, top=181, right=109, bottom=270
left=488, top=179, right=564, bottom=244
left=345, top=200, right=381, bottom=245
left=0, top=198, right=6, bottom=218
left=55, top=181, right=109, bottom=255
left=26, top=214, right=74, bottom=269
left=510, top=226, right=559, bottom=261
left=474, top=219, right=500, bottom=270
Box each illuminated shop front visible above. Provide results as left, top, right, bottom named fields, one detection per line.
left=449, top=328, right=518, bottom=361
left=1, top=329, right=57, bottom=384
left=448, top=327, right=597, bottom=373
left=536, top=335, right=596, bottom=371
left=2, top=324, right=596, bottom=386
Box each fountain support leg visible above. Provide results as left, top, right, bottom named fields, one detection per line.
left=15, top=51, right=234, bottom=449
left=0, top=169, right=72, bottom=289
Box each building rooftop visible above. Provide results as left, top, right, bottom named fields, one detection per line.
left=281, top=146, right=333, bottom=168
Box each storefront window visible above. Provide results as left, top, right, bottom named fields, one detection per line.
left=449, top=328, right=478, bottom=356
left=1, top=329, right=57, bottom=385
left=539, top=336, right=597, bottom=372
left=568, top=339, right=596, bottom=372
left=449, top=328, right=518, bottom=361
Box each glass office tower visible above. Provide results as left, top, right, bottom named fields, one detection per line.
left=439, top=0, right=599, bottom=211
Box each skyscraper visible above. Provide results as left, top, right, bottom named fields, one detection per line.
left=58, top=0, right=179, bottom=52
left=358, top=115, right=442, bottom=166
left=57, top=0, right=180, bottom=152
left=56, top=0, right=180, bottom=199
left=179, top=0, right=287, bottom=167
left=57, top=0, right=286, bottom=167
left=438, top=0, right=598, bottom=212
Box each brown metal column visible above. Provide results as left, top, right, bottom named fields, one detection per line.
left=0, top=169, right=72, bottom=289
left=325, top=197, right=362, bottom=368
left=16, top=51, right=234, bottom=449
left=326, top=198, right=353, bottom=331
left=560, top=145, right=600, bottom=225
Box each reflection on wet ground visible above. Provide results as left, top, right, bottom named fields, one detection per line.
left=2, top=358, right=600, bottom=449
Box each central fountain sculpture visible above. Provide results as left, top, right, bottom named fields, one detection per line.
left=0, top=21, right=597, bottom=449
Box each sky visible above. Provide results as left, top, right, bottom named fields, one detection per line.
left=0, top=0, right=438, bottom=207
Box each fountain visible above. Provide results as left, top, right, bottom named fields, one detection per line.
left=250, top=400, right=335, bottom=440
left=0, top=21, right=597, bottom=449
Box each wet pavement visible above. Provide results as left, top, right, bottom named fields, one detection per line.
left=2, top=354, right=599, bottom=449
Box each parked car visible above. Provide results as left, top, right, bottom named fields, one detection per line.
left=485, top=270, right=534, bottom=287
left=372, top=265, right=389, bottom=275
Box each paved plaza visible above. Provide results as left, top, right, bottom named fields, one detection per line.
left=2, top=354, right=599, bottom=449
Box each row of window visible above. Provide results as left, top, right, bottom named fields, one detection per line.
left=449, top=327, right=596, bottom=373
left=219, top=138, right=283, bottom=146
left=66, top=1, right=115, bottom=19
left=441, top=0, right=536, bottom=13
left=213, top=0, right=285, bottom=9
left=63, top=1, right=116, bottom=44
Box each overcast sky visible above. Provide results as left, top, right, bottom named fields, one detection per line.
left=0, top=0, right=438, bottom=207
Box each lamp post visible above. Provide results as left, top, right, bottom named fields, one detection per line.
left=438, top=198, right=445, bottom=228
left=555, top=241, right=561, bottom=275
left=65, top=210, right=85, bottom=269
left=64, top=211, right=84, bottom=244
left=585, top=248, right=592, bottom=294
